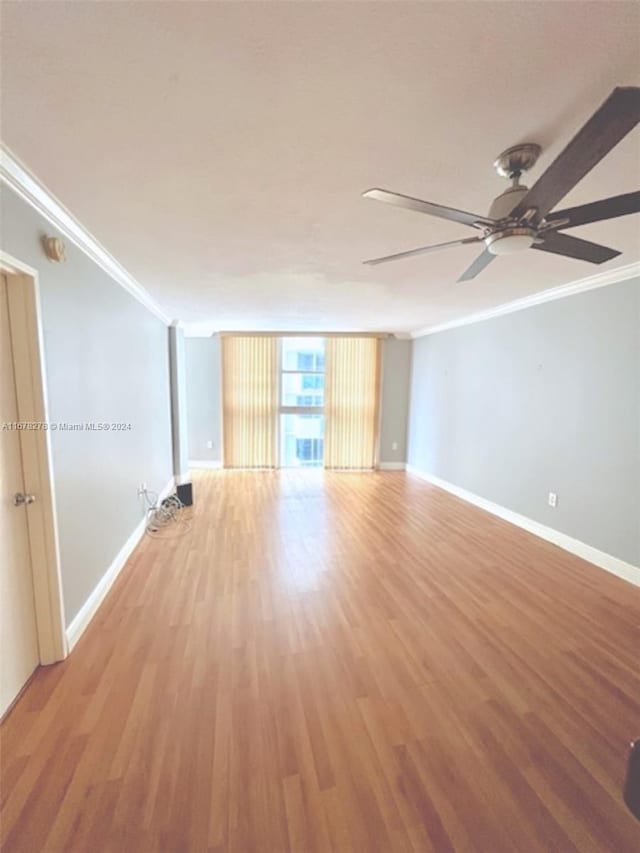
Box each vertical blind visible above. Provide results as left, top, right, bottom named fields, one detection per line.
left=222, top=335, right=382, bottom=469
left=324, top=337, right=381, bottom=470
left=222, top=336, right=278, bottom=468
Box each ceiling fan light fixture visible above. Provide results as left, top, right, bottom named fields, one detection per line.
left=485, top=227, right=536, bottom=256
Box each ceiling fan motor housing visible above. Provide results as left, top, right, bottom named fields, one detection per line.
left=484, top=185, right=537, bottom=255
left=487, top=184, right=530, bottom=220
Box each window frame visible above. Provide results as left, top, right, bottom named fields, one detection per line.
left=278, top=337, right=326, bottom=465
left=280, top=369, right=325, bottom=410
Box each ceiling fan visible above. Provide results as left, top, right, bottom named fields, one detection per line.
left=362, top=87, right=640, bottom=281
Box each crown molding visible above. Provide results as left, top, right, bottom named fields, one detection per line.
left=411, top=261, right=640, bottom=339
left=1, top=143, right=171, bottom=325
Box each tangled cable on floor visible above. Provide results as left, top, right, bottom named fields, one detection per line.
left=142, top=489, right=192, bottom=539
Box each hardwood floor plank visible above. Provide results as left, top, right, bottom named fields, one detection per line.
left=1, top=470, right=639, bottom=851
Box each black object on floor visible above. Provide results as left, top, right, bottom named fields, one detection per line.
left=624, top=739, right=640, bottom=821
left=176, top=482, right=193, bottom=507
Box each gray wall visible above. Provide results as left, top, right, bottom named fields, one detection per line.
left=2, top=186, right=173, bottom=625
left=185, top=335, right=222, bottom=463
left=379, top=337, right=411, bottom=464
left=407, top=278, right=640, bottom=566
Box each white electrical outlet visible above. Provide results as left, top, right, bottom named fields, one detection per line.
left=392, top=441, right=398, bottom=451
left=206, top=440, right=213, bottom=449
left=548, top=492, right=557, bottom=508
left=138, top=482, right=147, bottom=497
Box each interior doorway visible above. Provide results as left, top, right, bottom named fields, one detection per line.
left=0, top=254, right=67, bottom=719
left=0, top=273, right=40, bottom=715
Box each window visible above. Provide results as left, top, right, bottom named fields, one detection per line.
left=222, top=334, right=380, bottom=470
left=280, top=413, right=324, bottom=467
left=281, top=373, right=324, bottom=407
left=279, top=338, right=325, bottom=466
left=283, top=343, right=325, bottom=372
left=297, top=438, right=323, bottom=461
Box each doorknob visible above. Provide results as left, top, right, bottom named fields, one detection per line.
left=13, top=492, right=36, bottom=506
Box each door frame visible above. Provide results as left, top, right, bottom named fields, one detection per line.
left=1, top=250, right=67, bottom=663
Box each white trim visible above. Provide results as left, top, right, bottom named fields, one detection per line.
left=406, top=465, right=640, bottom=587
left=411, top=262, right=640, bottom=338
left=0, top=254, right=38, bottom=277
left=188, top=460, right=223, bottom=470
left=1, top=251, right=67, bottom=663
left=378, top=462, right=406, bottom=470
left=66, top=477, right=175, bottom=651
left=183, top=328, right=395, bottom=338
left=0, top=144, right=170, bottom=325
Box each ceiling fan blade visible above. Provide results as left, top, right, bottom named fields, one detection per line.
left=457, top=248, right=496, bottom=282
left=363, top=235, right=482, bottom=266
left=363, top=188, right=495, bottom=228
left=546, top=190, right=640, bottom=228
left=510, top=87, right=640, bottom=221
left=532, top=231, right=621, bottom=264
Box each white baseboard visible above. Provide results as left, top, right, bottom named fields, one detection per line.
left=66, top=476, right=175, bottom=650
left=188, top=459, right=222, bottom=470
left=378, top=462, right=406, bottom=471
left=405, top=465, right=640, bottom=588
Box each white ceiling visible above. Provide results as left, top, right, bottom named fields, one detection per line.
left=2, top=1, right=639, bottom=335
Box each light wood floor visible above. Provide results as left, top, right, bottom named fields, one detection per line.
left=1, top=471, right=639, bottom=852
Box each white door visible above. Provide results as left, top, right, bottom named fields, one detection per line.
left=0, top=274, right=39, bottom=717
